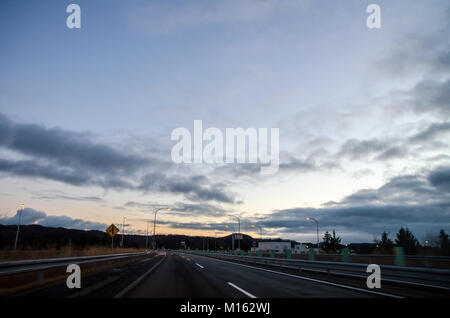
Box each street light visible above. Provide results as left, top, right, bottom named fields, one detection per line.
left=227, top=214, right=241, bottom=251
left=146, top=220, right=150, bottom=250
left=153, top=207, right=171, bottom=250
left=214, top=231, right=219, bottom=251
left=306, top=217, right=319, bottom=247
left=121, top=216, right=127, bottom=248
left=251, top=224, right=263, bottom=251
left=14, top=204, right=24, bottom=250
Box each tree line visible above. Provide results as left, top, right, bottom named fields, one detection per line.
left=320, top=228, right=450, bottom=255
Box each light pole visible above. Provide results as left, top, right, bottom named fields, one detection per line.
left=14, top=204, right=24, bottom=250
left=121, top=216, right=127, bottom=248
left=306, top=217, right=319, bottom=247
left=227, top=214, right=241, bottom=250
left=153, top=207, right=171, bottom=250
left=146, top=220, right=150, bottom=250
left=251, top=224, right=263, bottom=249
left=214, top=231, right=218, bottom=251
left=225, top=224, right=235, bottom=251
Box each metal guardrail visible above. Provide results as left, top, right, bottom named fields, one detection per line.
left=182, top=250, right=450, bottom=291
left=0, top=251, right=153, bottom=296
left=0, top=252, right=151, bottom=275
left=282, top=253, right=450, bottom=262
left=0, top=252, right=149, bottom=268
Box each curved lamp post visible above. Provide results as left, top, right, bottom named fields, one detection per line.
left=306, top=217, right=319, bottom=247
left=153, top=207, right=171, bottom=249
left=226, top=214, right=241, bottom=250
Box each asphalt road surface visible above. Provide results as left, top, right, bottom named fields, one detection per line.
left=125, top=252, right=388, bottom=298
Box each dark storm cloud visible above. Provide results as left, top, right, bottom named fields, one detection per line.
left=337, top=139, right=388, bottom=160
left=409, top=121, right=450, bottom=143
left=0, top=208, right=46, bottom=225
left=0, top=158, right=92, bottom=185
left=336, top=121, right=450, bottom=162
left=169, top=202, right=227, bottom=216
left=32, top=190, right=104, bottom=202
left=411, top=79, right=450, bottom=116
left=125, top=201, right=226, bottom=217
left=213, top=153, right=333, bottom=180
left=162, top=177, right=235, bottom=203
left=257, top=167, right=450, bottom=240
left=137, top=172, right=236, bottom=203
left=278, top=157, right=317, bottom=171
left=157, top=220, right=229, bottom=231
left=260, top=204, right=448, bottom=238
left=375, top=5, right=450, bottom=79
left=0, top=208, right=107, bottom=231
left=428, top=167, right=450, bottom=191
left=375, top=6, right=450, bottom=117
left=0, top=113, right=149, bottom=173
left=0, top=113, right=236, bottom=203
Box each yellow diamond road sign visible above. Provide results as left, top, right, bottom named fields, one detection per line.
left=106, top=224, right=119, bottom=238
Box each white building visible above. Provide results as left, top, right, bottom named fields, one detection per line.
left=255, top=241, right=291, bottom=253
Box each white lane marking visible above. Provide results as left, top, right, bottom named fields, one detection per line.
left=195, top=263, right=204, bottom=269
left=228, top=282, right=257, bottom=298
left=183, top=253, right=402, bottom=298
left=187, top=258, right=191, bottom=261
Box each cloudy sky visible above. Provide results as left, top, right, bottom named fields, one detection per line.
left=0, top=0, right=449, bottom=243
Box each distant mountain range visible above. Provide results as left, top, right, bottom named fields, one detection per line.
left=0, top=224, right=378, bottom=253
left=0, top=224, right=258, bottom=250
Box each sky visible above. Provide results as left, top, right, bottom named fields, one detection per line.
left=0, top=0, right=449, bottom=244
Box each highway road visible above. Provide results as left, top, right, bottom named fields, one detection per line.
left=6, top=251, right=447, bottom=298
left=125, top=252, right=391, bottom=298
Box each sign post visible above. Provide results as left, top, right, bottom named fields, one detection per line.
left=106, top=224, right=120, bottom=253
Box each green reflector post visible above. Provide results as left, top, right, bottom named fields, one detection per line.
left=341, top=247, right=350, bottom=263
left=286, top=249, right=292, bottom=259
left=394, top=246, right=405, bottom=266
left=308, top=248, right=315, bottom=261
